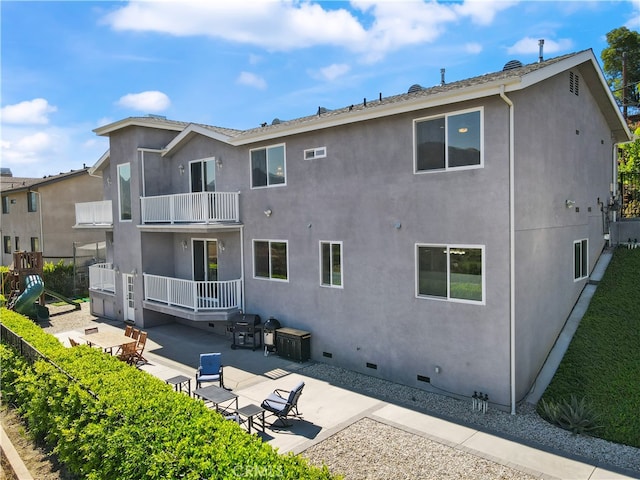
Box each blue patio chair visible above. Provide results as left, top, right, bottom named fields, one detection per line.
left=261, top=380, right=304, bottom=427
left=196, top=353, right=224, bottom=389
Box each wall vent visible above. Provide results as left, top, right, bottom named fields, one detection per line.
left=366, top=362, right=378, bottom=370
left=322, top=351, right=333, bottom=358
left=569, top=71, right=579, bottom=96
left=417, top=374, right=431, bottom=383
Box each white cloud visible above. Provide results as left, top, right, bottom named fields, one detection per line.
left=116, top=91, right=171, bottom=112
left=319, top=63, right=351, bottom=81
left=464, top=42, right=483, bottom=55
left=102, top=1, right=517, bottom=63
left=237, top=72, right=267, bottom=90
left=507, top=37, right=574, bottom=56
left=1, top=98, right=57, bottom=125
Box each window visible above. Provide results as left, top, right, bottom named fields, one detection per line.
left=414, top=109, right=482, bottom=172
left=31, top=237, right=40, bottom=252
left=118, top=163, right=132, bottom=221
left=320, top=241, right=342, bottom=287
left=416, top=244, right=484, bottom=303
left=253, top=240, right=288, bottom=281
left=2, top=196, right=8, bottom=214
left=3, top=236, right=11, bottom=254
left=14, top=237, right=19, bottom=251
left=190, top=158, right=216, bottom=193
left=304, top=147, right=327, bottom=160
left=27, top=191, right=38, bottom=212
left=251, top=144, right=286, bottom=188
left=574, top=239, right=588, bottom=281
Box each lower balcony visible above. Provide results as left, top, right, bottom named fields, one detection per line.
left=88, top=263, right=115, bottom=293
left=143, top=274, right=242, bottom=321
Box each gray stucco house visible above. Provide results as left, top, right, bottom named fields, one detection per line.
left=77, top=49, right=631, bottom=412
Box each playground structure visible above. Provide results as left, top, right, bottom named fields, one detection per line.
left=2, top=251, right=80, bottom=321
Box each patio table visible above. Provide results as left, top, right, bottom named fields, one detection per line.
left=80, top=331, right=136, bottom=354
left=193, top=385, right=238, bottom=414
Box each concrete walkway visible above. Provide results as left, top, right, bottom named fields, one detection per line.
left=56, top=309, right=637, bottom=480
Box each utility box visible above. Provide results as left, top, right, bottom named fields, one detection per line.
left=276, top=327, right=310, bottom=362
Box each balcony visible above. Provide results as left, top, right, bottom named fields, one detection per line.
left=141, top=192, right=240, bottom=224
left=75, top=200, right=113, bottom=227
left=89, top=263, right=115, bottom=293
left=143, top=274, right=242, bottom=312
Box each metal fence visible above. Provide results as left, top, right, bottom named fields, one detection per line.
left=620, top=172, right=640, bottom=218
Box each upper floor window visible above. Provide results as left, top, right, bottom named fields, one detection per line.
left=190, top=158, right=216, bottom=193
left=2, top=196, right=9, bottom=214
left=27, top=191, right=38, bottom=212
left=304, top=147, right=327, bottom=160
left=253, top=240, right=288, bottom=281
left=251, top=144, right=286, bottom=188
left=320, top=241, right=342, bottom=287
left=414, top=109, right=482, bottom=172
left=118, top=163, right=132, bottom=221
left=574, top=239, right=588, bottom=281
left=416, top=244, right=484, bottom=304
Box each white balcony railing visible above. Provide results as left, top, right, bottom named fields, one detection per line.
left=89, top=263, right=115, bottom=293
left=75, top=200, right=113, bottom=226
left=141, top=192, right=239, bottom=224
left=143, top=274, right=242, bottom=311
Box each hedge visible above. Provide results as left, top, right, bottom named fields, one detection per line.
left=0, top=308, right=337, bottom=480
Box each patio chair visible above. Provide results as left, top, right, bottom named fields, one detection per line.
left=261, top=381, right=304, bottom=427
left=131, top=328, right=141, bottom=340
left=84, top=327, right=98, bottom=335
left=195, top=353, right=224, bottom=389
left=130, top=331, right=148, bottom=365
left=117, top=342, right=137, bottom=365
left=69, top=337, right=80, bottom=347
left=124, top=325, right=133, bottom=337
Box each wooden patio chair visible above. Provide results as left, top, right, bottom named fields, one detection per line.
left=131, top=331, right=148, bottom=365
left=68, top=337, right=80, bottom=347
left=117, top=342, right=137, bottom=365
left=124, top=325, right=133, bottom=337
left=84, top=326, right=100, bottom=348
left=131, top=328, right=140, bottom=341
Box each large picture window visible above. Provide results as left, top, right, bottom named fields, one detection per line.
left=574, top=239, right=588, bottom=281
left=253, top=240, right=288, bottom=281
left=118, top=163, right=132, bottom=221
left=251, top=144, right=286, bottom=188
left=416, top=244, right=484, bottom=303
left=320, top=241, right=342, bottom=287
left=415, top=109, right=482, bottom=172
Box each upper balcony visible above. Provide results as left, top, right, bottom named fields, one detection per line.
left=74, top=200, right=113, bottom=228
left=141, top=191, right=240, bottom=225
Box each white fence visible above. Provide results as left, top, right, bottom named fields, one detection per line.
left=143, top=274, right=242, bottom=311
left=88, top=263, right=115, bottom=293
left=75, top=200, right=113, bottom=226
left=141, top=192, right=239, bottom=224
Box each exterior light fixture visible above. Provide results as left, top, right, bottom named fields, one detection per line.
left=565, top=199, right=575, bottom=208
left=181, top=240, right=188, bottom=250
left=264, top=209, right=272, bottom=217
left=178, top=164, right=185, bottom=175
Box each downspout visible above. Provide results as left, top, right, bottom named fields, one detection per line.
left=240, top=224, right=245, bottom=313
left=499, top=85, right=517, bottom=415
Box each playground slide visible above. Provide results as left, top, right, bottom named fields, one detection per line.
left=14, top=274, right=45, bottom=319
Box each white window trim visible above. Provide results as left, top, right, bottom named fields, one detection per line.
left=319, top=240, right=343, bottom=289
left=415, top=243, right=485, bottom=305
left=252, top=239, right=289, bottom=282
left=573, top=238, right=589, bottom=281
left=117, top=162, right=132, bottom=223
left=250, top=143, right=287, bottom=189
left=304, top=146, right=327, bottom=160
left=189, top=157, right=216, bottom=192
left=413, top=106, right=484, bottom=174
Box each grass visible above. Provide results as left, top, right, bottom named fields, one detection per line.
left=540, top=247, right=640, bottom=447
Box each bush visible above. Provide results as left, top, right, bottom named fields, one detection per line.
left=538, top=395, right=602, bottom=436
left=1, top=309, right=337, bottom=479
left=43, top=260, right=75, bottom=298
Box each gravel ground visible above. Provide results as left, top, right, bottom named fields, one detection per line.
left=33, top=303, right=640, bottom=479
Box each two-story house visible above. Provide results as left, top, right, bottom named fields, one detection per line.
left=79, top=49, right=630, bottom=412
left=1, top=168, right=105, bottom=269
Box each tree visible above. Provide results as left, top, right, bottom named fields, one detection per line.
left=601, top=27, right=640, bottom=118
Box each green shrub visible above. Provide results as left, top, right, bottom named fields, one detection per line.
left=1, top=309, right=337, bottom=479
left=43, top=260, right=75, bottom=298
left=539, top=395, right=602, bottom=435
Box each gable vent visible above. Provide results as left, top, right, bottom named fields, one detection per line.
left=408, top=84, right=423, bottom=94
left=569, top=72, right=579, bottom=96
left=503, top=60, right=523, bottom=71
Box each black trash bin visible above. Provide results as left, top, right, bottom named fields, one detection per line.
left=263, top=317, right=281, bottom=356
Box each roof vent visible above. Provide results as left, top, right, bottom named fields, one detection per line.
left=503, top=60, right=523, bottom=71
left=317, top=106, right=328, bottom=115
left=271, top=118, right=281, bottom=125
left=408, top=84, right=423, bottom=94
left=146, top=114, right=167, bottom=120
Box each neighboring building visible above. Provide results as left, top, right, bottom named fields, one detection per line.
left=79, top=49, right=631, bottom=412
left=1, top=168, right=106, bottom=270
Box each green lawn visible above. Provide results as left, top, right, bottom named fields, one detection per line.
left=540, top=247, right=640, bottom=447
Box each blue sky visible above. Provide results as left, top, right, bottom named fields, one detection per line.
left=1, top=1, right=639, bottom=178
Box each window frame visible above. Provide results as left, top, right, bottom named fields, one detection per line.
left=2, top=196, right=9, bottom=214
left=573, top=239, right=588, bottom=281
left=415, top=243, right=485, bottom=305
left=319, top=240, right=343, bottom=288
left=189, top=157, right=216, bottom=193
left=27, top=191, right=38, bottom=213
left=118, top=162, right=132, bottom=222
left=413, top=107, right=484, bottom=174
left=30, top=237, right=40, bottom=252
left=252, top=239, right=289, bottom=282
left=3, top=236, right=11, bottom=254
left=304, top=146, right=327, bottom=160
left=250, top=143, right=287, bottom=189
